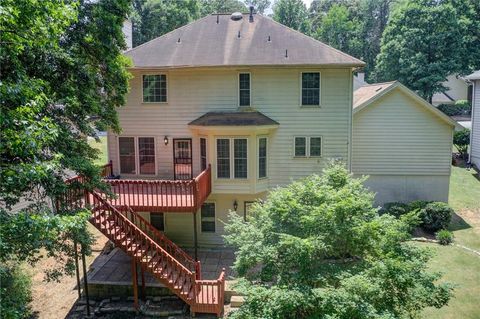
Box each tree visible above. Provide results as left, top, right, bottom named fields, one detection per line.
left=313, top=4, right=362, bottom=58
left=132, top=0, right=201, bottom=47
left=453, top=128, right=470, bottom=160
left=247, top=0, right=271, bottom=14
left=199, top=0, right=247, bottom=15
left=374, top=0, right=464, bottom=102
left=1, top=0, right=131, bottom=279
left=224, top=163, right=453, bottom=318
left=272, top=0, right=309, bottom=32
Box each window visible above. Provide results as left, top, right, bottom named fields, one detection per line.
left=139, top=137, right=155, bottom=174
left=217, top=139, right=230, bottom=178
left=294, top=137, right=307, bottom=157
left=143, top=74, right=167, bottom=103
left=200, top=138, right=207, bottom=171
left=119, top=137, right=136, bottom=174
left=216, top=138, right=248, bottom=179
left=301, top=72, right=320, bottom=105
left=294, top=136, right=322, bottom=157
left=258, top=137, right=267, bottom=178
left=234, top=139, right=248, bottom=178
left=239, top=73, right=250, bottom=106
left=201, top=203, right=215, bottom=232
left=150, top=213, right=164, bottom=231
left=310, top=137, right=322, bottom=157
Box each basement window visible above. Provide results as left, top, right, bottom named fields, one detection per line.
left=201, top=202, right=216, bottom=233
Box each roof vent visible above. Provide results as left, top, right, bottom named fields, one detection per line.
left=249, top=5, right=254, bottom=22
left=231, top=12, right=243, bottom=21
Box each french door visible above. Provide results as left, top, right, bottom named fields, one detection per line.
left=173, top=138, right=193, bottom=180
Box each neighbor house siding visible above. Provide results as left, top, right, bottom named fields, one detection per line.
left=352, top=89, right=453, bottom=205
left=108, top=67, right=352, bottom=192
left=470, top=79, right=480, bottom=168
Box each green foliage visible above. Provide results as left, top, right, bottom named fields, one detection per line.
left=225, top=163, right=453, bottom=318
left=436, top=229, right=454, bottom=245
left=382, top=202, right=410, bottom=218
left=272, top=0, right=309, bottom=32
left=437, top=100, right=472, bottom=116
left=453, top=128, right=471, bottom=159
left=419, top=202, right=454, bottom=232
left=375, top=0, right=464, bottom=101
left=0, top=264, right=32, bottom=319
left=0, top=0, right=130, bottom=282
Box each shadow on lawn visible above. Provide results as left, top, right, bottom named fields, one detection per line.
left=449, top=212, right=472, bottom=232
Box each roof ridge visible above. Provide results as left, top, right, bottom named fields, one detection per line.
left=124, top=15, right=212, bottom=54
left=265, top=16, right=365, bottom=65
left=357, top=81, right=397, bottom=88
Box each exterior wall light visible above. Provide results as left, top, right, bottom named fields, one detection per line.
left=164, top=136, right=169, bottom=146
left=233, top=200, right=238, bottom=211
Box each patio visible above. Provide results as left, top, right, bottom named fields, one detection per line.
left=86, top=246, right=235, bottom=299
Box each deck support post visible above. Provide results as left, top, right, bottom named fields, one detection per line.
left=80, top=246, right=91, bottom=317
left=193, top=212, right=198, bottom=261
left=140, top=265, right=146, bottom=301
left=131, top=258, right=139, bottom=310
left=74, top=241, right=81, bottom=300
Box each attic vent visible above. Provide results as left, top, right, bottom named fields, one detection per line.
left=231, top=12, right=243, bottom=21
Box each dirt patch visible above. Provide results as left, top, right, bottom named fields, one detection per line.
left=456, top=208, right=480, bottom=228
left=29, top=225, right=108, bottom=319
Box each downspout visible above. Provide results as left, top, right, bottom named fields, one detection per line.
left=347, top=68, right=355, bottom=172
left=468, top=80, right=476, bottom=164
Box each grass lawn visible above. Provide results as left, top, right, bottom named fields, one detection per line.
left=420, top=164, right=480, bottom=319
left=88, top=136, right=108, bottom=165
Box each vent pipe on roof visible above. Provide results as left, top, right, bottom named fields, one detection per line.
left=238, top=31, right=241, bottom=38
left=268, top=35, right=271, bottom=42
left=216, top=14, right=219, bottom=24
left=249, top=5, right=254, bottom=22
left=285, top=49, right=288, bottom=58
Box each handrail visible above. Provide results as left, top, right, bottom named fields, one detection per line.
left=117, top=205, right=198, bottom=273
left=194, top=165, right=211, bottom=210
left=100, top=160, right=113, bottom=178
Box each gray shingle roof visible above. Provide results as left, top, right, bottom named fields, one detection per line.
left=125, top=14, right=365, bottom=68
left=465, top=70, right=480, bottom=80
left=188, top=111, right=279, bottom=126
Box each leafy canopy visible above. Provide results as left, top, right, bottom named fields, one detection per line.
left=225, top=163, right=453, bottom=318
left=272, top=0, right=309, bottom=32
left=0, top=0, right=131, bottom=278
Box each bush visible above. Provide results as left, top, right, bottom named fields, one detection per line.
left=437, top=100, right=471, bottom=116
left=409, top=200, right=430, bottom=212
left=419, top=202, right=454, bottom=232
left=436, top=229, right=454, bottom=245
left=0, top=264, right=32, bottom=319
left=453, top=128, right=470, bottom=159
left=382, top=202, right=409, bottom=218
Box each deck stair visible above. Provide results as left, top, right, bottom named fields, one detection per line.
left=62, top=185, right=225, bottom=317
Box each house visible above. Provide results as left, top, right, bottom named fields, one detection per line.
left=352, top=82, right=456, bottom=204
left=70, top=11, right=454, bottom=316
left=466, top=70, right=480, bottom=168
left=431, top=74, right=471, bottom=106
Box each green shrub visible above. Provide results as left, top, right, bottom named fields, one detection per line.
left=436, top=229, right=454, bottom=245
left=382, top=202, right=409, bottom=218
left=437, top=100, right=471, bottom=116
left=453, top=128, right=471, bottom=159
left=0, top=264, right=32, bottom=319
left=419, top=202, right=454, bottom=232
left=409, top=200, right=430, bottom=212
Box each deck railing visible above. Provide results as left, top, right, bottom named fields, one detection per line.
left=100, top=161, right=113, bottom=178
left=103, top=165, right=212, bottom=212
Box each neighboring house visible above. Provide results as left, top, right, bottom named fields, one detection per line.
left=353, top=71, right=367, bottom=90
left=466, top=70, right=480, bottom=168
left=352, top=82, right=456, bottom=204
left=431, top=74, right=471, bottom=106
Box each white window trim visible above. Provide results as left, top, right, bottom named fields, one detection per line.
left=215, top=137, right=249, bottom=179
left=300, top=71, right=321, bottom=107
left=257, top=136, right=268, bottom=179
left=200, top=201, right=216, bottom=233
left=142, top=73, right=168, bottom=104
left=293, top=136, right=323, bottom=158
left=238, top=72, right=251, bottom=107
left=117, top=136, right=157, bottom=176
left=199, top=136, right=208, bottom=171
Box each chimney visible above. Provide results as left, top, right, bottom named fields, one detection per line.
left=249, top=5, right=254, bottom=22
left=122, top=19, right=133, bottom=50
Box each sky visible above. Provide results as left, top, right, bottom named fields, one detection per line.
left=265, top=0, right=314, bottom=15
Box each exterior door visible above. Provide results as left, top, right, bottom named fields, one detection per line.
left=173, top=138, right=193, bottom=180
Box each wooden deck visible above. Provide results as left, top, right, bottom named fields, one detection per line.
left=100, top=165, right=212, bottom=213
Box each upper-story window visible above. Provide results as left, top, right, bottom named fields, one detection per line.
left=258, top=137, right=267, bottom=178
left=294, top=136, right=322, bottom=157
left=143, top=74, right=167, bottom=103
left=138, top=137, right=155, bottom=174
left=200, top=137, right=207, bottom=171
left=239, top=73, right=250, bottom=106
left=301, top=72, right=320, bottom=106
left=119, top=137, right=136, bottom=174
left=216, top=138, right=248, bottom=179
